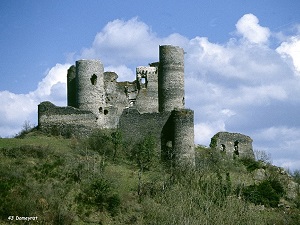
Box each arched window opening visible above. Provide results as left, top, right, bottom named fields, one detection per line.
left=234, top=141, right=239, bottom=156
left=90, top=74, right=97, bottom=85
left=221, top=144, right=226, bottom=152
left=141, top=77, right=146, bottom=84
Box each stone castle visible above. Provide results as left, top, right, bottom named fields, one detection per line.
left=38, top=45, right=196, bottom=165
left=38, top=45, right=255, bottom=165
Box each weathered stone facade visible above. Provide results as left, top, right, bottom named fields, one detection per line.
left=210, top=132, right=255, bottom=159
left=38, top=45, right=195, bottom=166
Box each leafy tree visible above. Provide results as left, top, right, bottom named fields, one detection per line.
left=111, top=129, right=122, bottom=161
left=132, top=135, right=158, bottom=171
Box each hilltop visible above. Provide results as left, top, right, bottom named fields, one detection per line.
left=0, top=129, right=299, bottom=224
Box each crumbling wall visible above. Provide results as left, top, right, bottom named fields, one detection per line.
left=118, top=108, right=171, bottom=150
left=135, top=66, right=159, bottom=113
left=38, top=101, right=98, bottom=137
left=210, top=132, right=255, bottom=159
left=102, top=72, right=130, bottom=128
left=38, top=44, right=196, bottom=167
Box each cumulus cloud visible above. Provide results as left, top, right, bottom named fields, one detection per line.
left=80, top=17, right=189, bottom=69
left=1, top=14, right=300, bottom=170
left=251, top=126, right=300, bottom=170
left=104, top=65, right=135, bottom=81
left=0, top=64, right=70, bottom=137
left=235, top=14, right=270, bottom=44
left=276, top=36, right=300, bottom=73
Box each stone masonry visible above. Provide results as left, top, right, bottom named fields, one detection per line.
left=210, top=132, right=255, bottom=159
left=38, top=45, right=195, bottom=166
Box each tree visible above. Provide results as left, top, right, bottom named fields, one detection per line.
left=111, top=129, right=122, bottom=161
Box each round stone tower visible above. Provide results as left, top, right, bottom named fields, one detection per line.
left=75, top=60, right=105, bottom=117
left=172, top=109, right=195, bottom=166
left=158, top=45, right=185, bottom=112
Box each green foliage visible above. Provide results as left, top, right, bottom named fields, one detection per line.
left=0, top=131, right=299, bottom=224
left=209, top=136, right=217, bottom=149
left=240, top=157, right=263, bottom=172
left=0, top=144, right=50, bottom=159
left=242, top=179, right=285, bottom=207
left=292, top=169, right=300, bottom=185
left=111, top=129, right=122, bottom=161
left=131, top=135, right=158, bottom=171
left=77, top=177, right=121, bottom=216
left=88, top=129, right=113, bottom=156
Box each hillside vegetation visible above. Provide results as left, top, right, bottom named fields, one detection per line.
left=0, top=129, right=300, bottom=224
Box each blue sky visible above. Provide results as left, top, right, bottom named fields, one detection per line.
left=1, top=0, right=300, bottom=171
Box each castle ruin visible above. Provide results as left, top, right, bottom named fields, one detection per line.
left=38, top=45, right=195, bottom=166
left=210, top=132, right=255, bottom=159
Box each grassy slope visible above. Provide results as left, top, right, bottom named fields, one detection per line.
left=0, top=132, right=299, bottom=224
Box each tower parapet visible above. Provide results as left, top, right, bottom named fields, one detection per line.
left=158, top=45, right=185, bottom=112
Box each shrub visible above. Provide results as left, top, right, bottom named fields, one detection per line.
left=292, top=170, right=300, bottom=185
left=240, top=157, right=262, bottom=172
left=242, top=179, right=284, bottom=207
left=15, top=120, right=35, bottom=138
left=88, top=129, right=114, bottom=157
left=77, top=178, right=121, bottom=216
left=254, top=149, right=272, bottom=164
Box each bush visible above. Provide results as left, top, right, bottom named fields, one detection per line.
left=77, top=178, right=121, bottom=216
left=292, top=170, right=300, bottom=185
left=15, top=120, right=34, bottom=138
left=240, top=157, right=262, bottom=172
left=242, top=179, right=284, bottom=207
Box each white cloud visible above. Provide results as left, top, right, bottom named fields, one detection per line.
left=0, top=64, right=70, bottom=137
left=235, top=14, right=270, bottom=44
left=105, top=65, right=135, bottom=81
left=80, top=17, right=189, bottom=67
left=276, top=36, right=300, bottom=73
left=252, top=126, right=300, bottom=171
left=30, top=63, right=70, bottom=101
left=194, top=121, right=226, bottom=145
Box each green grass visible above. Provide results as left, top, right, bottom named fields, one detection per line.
left=0, top=131, right=299, bottom=224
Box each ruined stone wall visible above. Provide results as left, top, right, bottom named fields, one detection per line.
left=135, top=66, right=159, bottom=113
left=119, top=108, right=171, bottom=150
left=38, top=101, right=98, bottom=137
left=158, top=45, right=185, bottom=112
left=102, top=72, right=129, bottom=128
left=39, top=44, right=195, bottom=167
left=210, top=132, right=255, bottom=159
